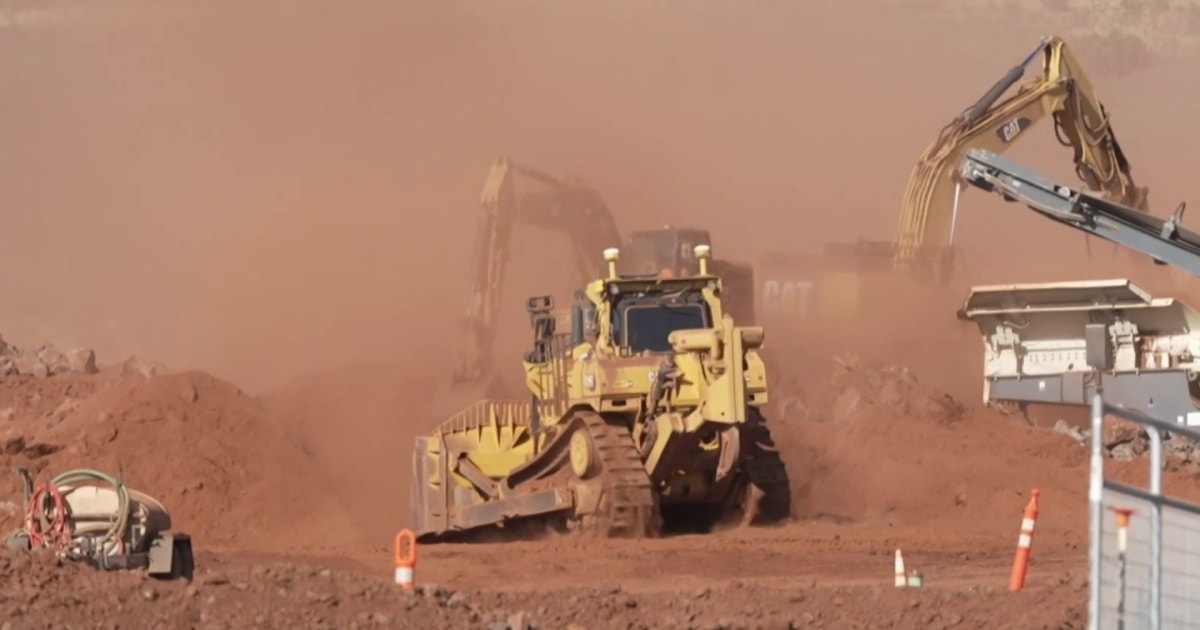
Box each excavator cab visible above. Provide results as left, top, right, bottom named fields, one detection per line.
left=622, top=228, right=713, bottom=278
left=620, top=228, right=756, bottom=326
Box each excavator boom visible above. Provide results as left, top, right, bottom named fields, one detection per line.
left=450, top=158, right=755, bottom=395
left=453, top=158, right=622, bottom=387
left=893, top=35, right=1150, bottom=276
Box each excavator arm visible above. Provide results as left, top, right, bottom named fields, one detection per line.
left=452, top=158, right=623, bottom=386
left=893, top=35, right=1150, bottom=277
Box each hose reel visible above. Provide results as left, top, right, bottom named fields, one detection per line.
left=7, top=467, right=193, bottom=580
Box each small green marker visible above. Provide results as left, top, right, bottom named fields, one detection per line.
left=906, top=570, right=924, bottom=588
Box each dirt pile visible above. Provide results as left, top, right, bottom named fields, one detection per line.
left=799, top=353, right=968, bottom=426
left=0, top=364, right=358, bottom=555
left=769, top=356, right=1200, bottom=552
left=775, top=355, right=1071, bottom=531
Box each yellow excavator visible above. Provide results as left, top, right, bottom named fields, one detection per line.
left=769, top=35, right=1152, bottom=323
left=442, top=158, right=757, bottom=413
left=894, top=34, right=1150, bottom=278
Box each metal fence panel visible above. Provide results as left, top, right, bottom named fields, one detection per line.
left=1097, top=488, right=1154, bottom=630
left=1090, top=395, right=1200, bottom=630
left=1159, top=505, right=1200, bottom=628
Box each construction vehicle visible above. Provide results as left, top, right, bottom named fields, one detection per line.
left=5, top=467, right=194, bottom=580
left=448, top=158, right=756, bottom=406
left=777, top=35, right=1151, bottom=323
left=413, top=244, right=791, bottom=541
left=954, top=148, right=1200, bottom=423
left=894, top=34, right=1149, bottom=276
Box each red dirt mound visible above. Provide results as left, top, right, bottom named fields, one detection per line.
left=0, top=370, right=358, bottom=555
left=770, top=355, right=1200, bottom=551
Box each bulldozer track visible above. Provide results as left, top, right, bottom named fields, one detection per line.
left=742, top=411, right=793, bottom=524
left=574, top=411, right=660, bottom=538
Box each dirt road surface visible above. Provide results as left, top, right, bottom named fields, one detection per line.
left=1, top=1, right=1199, bottom=628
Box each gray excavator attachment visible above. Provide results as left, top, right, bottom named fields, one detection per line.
left=957, top=278, right=1200, bottom=425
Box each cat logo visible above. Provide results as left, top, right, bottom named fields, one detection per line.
left=761, top=279, right=814, bottom=315
left=997, top=116, right=1033, bottom=144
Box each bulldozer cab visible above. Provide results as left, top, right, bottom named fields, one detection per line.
left=622, top=228, right=713, bottom=278
left=520, top=244, right=729, bottom=412
left=611, top=290, right=711, bottom=354
left=554, top=284, right=715, bottom=357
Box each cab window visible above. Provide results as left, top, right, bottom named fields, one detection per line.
left=622, top=303, right=708, bottom=352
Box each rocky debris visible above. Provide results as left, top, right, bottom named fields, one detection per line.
left=65, top=348, right=99, bottom=374
left=0, top=341, right=167, bottom=380
left=10, top=354, right=48, bottom=377
left=814, top=354, right=967, bottom=425
left=0, top=338, right=100, bottom=378
left=121, top=354, right=167, bottom=379
left=1051, top=417, right=1200, bottom=465
left=1103, top=417, right=1144, bottom=452
left=1052, top=420, right=1087, bottom=443
left=2, top=435, right=61, bottom=459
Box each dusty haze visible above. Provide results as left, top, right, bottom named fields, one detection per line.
left=0, top=0, right=1195, bottom=395
left=0, top=4, right=1197, bottom=626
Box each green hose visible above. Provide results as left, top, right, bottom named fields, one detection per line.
left=52, top=468, right=130, bottom=556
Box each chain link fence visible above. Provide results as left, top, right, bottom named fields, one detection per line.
left=1090, top=395, right=1200, bottom=629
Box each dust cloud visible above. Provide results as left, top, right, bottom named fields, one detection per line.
left=0, top=2, right=1195, bottom=415
left=0, top=1, right=1197, bottom=604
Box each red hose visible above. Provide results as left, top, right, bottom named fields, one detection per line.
left=24, top=481, right=72, bottom=552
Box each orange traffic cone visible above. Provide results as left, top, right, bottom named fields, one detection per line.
left=1008, top=489, right=1040, bottom=592
left=395, top=529, right=416, bottom=590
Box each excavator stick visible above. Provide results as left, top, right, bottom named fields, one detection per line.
left=895, top=34, right=1149, bottom=271
left=786, top=34, right=1150, bottom=327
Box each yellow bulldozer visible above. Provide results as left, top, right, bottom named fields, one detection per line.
left=412, top=244, right=791, bottom=541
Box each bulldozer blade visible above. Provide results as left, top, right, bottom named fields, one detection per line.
left=452, top=487, right=574, bottom=533
left=412, top=434, right=574, bottom=540
left=412, top=435, right=448, bottom=538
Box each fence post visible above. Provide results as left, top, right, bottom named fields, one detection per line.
left=1147, top=427, right=1163, bottom=630
left=1088, top=393, right=1104, bottom=630
left=1111, top=507, right=1134, bottom=630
